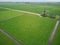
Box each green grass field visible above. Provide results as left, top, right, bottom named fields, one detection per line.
left=0, top=3, right=60, bottom=45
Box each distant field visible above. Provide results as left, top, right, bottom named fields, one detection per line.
left=0, top=3, right=60, bottom=15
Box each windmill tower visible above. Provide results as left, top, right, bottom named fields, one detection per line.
left=42, top=8, right=47, bottom=17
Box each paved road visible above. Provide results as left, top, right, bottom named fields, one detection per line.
left=0, top=29, right=22, bottom=45
left=48, top=20, right=60, bottom=45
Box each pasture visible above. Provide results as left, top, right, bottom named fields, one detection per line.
left=0, top=2, right=60, bottom=45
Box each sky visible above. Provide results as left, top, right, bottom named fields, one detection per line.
left=0, top=0, right=60, bottom=2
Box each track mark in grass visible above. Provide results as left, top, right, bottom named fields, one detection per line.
left=0, top=29, right=22, bottom=45
left=0, top=15, right=22, bottom=22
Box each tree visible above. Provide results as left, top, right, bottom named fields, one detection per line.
left=49, top=15, right=56, bottom=19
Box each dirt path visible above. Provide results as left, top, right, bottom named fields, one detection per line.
left=48, top=20, right=60, bottom=45
left=0, top=29, right=22, bottom=45
left=0, top=7, right=41, bottom=17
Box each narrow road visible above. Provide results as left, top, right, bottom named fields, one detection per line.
left=48, top=20, right=60, bottom=45
left=0, top=29, right=22, bottom=45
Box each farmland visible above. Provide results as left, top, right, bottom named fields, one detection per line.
left=0, top=2, right=60, bottom=45
left=0, top=2, right=60, bottom=15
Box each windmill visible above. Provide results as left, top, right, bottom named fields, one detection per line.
left=41, top=8, right=48, bottom=17
left=41, top=7, right=56, bottom=19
